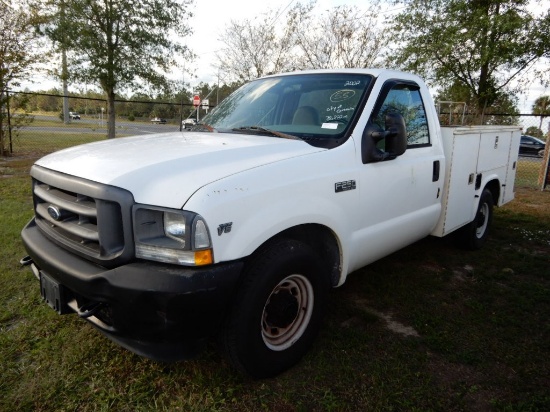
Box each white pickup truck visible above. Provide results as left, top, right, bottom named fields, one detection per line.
left=21, top=69, right=520, bottom=378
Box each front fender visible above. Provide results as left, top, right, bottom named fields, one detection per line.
left=183, top=141, right=359, bottom=275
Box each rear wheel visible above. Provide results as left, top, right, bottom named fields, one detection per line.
left=220, top=239, right=329, bottom=378
left=455, top=188, right=494, bottom=250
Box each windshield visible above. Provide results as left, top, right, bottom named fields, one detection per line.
left=200, top=73, right=372, bottom=146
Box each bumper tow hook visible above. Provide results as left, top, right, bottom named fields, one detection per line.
left=20, top=255, right=33, bottom=266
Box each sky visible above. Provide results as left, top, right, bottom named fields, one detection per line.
left=20, top=0, right=549, bottom=114
left=185, top=0, right=548, bottom=114
left=186, top=0, right=371, bottom=84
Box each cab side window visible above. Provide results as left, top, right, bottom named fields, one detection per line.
left=373, top=83, right=430, bottom=147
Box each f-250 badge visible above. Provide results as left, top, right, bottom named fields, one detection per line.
left=218, top=222, right=233, bottom=236
left=335, top=180, right=356, bottom=193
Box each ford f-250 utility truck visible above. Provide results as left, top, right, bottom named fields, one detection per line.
left=21, top=69, right=521, bottom=378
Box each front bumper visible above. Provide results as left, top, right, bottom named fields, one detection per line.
left=21, top=219, right=243, bottom=361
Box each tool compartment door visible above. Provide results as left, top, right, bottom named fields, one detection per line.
left=432, top=128, right=479, bottom=237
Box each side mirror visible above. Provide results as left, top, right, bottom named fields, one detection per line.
left=385, top=113, right=407, bottom=157
left=361, top=113, right=407, bottom=164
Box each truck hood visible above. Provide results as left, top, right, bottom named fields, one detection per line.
left=35, top=132, right=325, bottom=208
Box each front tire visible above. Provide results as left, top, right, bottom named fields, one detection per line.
left=455, top=188, right=494, bottom=250
left=220, top=239, right=329, bottom=378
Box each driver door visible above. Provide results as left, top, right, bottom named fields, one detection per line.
left=349, top=80, right=443, bottom=271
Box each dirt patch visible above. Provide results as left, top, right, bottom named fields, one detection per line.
left=371, top=309, right=420, bottom=337
left=350, top=298, right=420, bottom=337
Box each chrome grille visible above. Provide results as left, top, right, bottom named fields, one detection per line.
left=31, top=165, right=134, bottom=266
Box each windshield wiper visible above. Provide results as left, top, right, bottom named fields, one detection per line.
left=231, top=126, right=301, bottom=140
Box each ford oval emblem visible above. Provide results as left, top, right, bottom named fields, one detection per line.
left=47, top=205, right=62, bottom=221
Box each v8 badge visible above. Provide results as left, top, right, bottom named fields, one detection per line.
left=217, top=222, right=233, bottom=236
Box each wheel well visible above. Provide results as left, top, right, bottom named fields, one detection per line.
left=484, top=179, right=500, bottom=205
left=251, top=225, right=341, bottom=287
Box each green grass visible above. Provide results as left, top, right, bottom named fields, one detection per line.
left=17, top=130, right=104, bottom=148
left=516, top=158, right=547, bottom=189
left=9, top=130, right=127, bottom=157
left=1, top=154, right=549, bottom=411
left=27, top=117, right=150, bottom=128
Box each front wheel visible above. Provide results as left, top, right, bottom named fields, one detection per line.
left=455, top=188, right=494, bottom=250
left=220, top=239, right=329, bottom=378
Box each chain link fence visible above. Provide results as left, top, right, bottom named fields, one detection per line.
left=1, top=92, right=203, bottom=157
left=2, top=92, right=549, bottom=190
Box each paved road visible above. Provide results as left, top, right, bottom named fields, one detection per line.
left=519, top=155, right=543, bottom=163
left=23, top=115, right=184, bottom=136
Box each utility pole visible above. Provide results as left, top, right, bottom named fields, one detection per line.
left=60, top=0, right=70, bottom=124
left=179, top=67, right=185, bottom=131
left=62, top=48, right=70, bottom=124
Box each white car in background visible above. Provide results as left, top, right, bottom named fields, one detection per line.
left=182, top=118, right=196, bottom=129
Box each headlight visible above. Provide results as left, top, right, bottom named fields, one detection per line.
left=164, top=212, right=187, bottom=244
left=133, top=206, right=213, bottom=266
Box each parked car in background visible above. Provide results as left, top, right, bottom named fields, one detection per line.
left=182, top=118, right=196, bottom=129
left=151, top=117, right=167, bottom=124
left=69, top=112, right=81, bottom=120
left=519, top=135, right=546, bottom=157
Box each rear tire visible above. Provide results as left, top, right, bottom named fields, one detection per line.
left=455, top=188, right=494, bottom=250
left=220, top=239, right=329, bottom=378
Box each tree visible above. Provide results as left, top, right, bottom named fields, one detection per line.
left=44, top=0, right=194, bottom=138
left=32, top=88, right=63, bottom=112
left=0, top=0, right=43, bottom=155
left=532, top=95, right=550, bottom=133
left=216, top=8, right=296, bottom=82
left=125, top=92, right=155, bottom=119
left=435, top=80, right=519, bottom=125
left=525, top=126, right=543, bottom=139
left=216, top=1, right=388, bottom=82
left=288, top=1, right=385, bottom=69
left=390, top=0, right=550, bottom=118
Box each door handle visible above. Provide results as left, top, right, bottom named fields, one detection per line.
left=433, top=160, right=440, bottom=182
